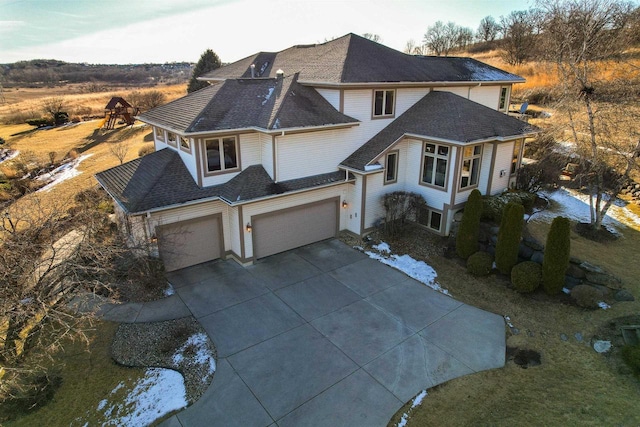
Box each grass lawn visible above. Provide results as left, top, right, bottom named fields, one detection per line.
left=6, top=321, right=148, bottom=426
left=386, top=213, right=640, bottom=426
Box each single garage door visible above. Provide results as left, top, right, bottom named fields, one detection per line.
left=253, top=198, right=338, bottom=259
left=157, top=215, right=223, bottom=272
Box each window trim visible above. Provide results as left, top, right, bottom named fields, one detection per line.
left=416, top=205, right=443, bottom=232
left=154, top=127, right=165, bottom=142
left=419, top=141, right=450, bottom=192
left=202, top=135, right=241, bottom=176
left=167, top=131, right=178, bottom=147
left=371, top=89, right=396, bottom=119
left=510, top=140, right=522, bottom=176
left=180, top=135, right=192, bottom=154
left=498, top=86, right=510, bottom=112
left=459, top=144, right=483, bottom=191
left=383, top=150, right=399, bottom=185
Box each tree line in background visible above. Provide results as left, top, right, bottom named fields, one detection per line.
left=405, top=0, right=640, bottom=66
left=0, top=60, right=192, bottom=88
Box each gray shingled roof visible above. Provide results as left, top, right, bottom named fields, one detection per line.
left=137, top=74, right=358, bottom=134
left=341, top=91, right=537, bottom=171
left=203, top=33, right=524, bottom=84
left=95, top=149, right=353, bottom=214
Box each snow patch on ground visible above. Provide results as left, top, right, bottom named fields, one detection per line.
left=396, top=390, right=428, bottom=427
left=598, top=301, right=611, bottom=310
left=172, top=333, right=216, bottom=379
left=365, top=242, right=448, bottom=295
left=164, top=282, right=175, bottom=297
left=96, top=368, right=187, bottom=426
left=537, top=188, right=640, bottom=233
left=0, top=149, right=19, bottom=164
left=593, top=340, right=612, bottom=353
left=36, top=154, right=92, bottom=192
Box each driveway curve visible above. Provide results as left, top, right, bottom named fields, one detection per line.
left=130, top=239, right=504, bottom=426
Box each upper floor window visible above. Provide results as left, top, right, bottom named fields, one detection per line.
left=511, top=140, right=522, bottom=175
left=205, top=136, right=238, bottom=173
left=461, top=145, right=482, bottom=189
left=373, top=89, right=395, bottom=117
left=154, top=127, right=165, bottom=141
left=422, top=143, right=448, bottom=188
left=180, top=136, right=191, bottom=151
left=499, top=87, right=510, bottom=111
left=167, top=132, right=177, bottom=146
left=384, top=151, right=398, bottom=184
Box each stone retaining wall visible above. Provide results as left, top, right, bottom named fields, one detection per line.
left=477, top=222, right=634, bottom=302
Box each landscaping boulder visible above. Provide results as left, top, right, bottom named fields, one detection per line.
left=523, top=236, right=544, bottom=251
left=566, top=263, right=586, bottom=280
left=518, top=243, right=534, bottom=260
left=571, top=284, right=604, bottom=308
left=564, top=275, right=582, bottom=290
left=614, top=290, right=635, bottom=302
left=580, top=261, right=605, bottom=274
left=531, top=251, right=544, bottom=264
left=585, top=272, right=623, bottom=289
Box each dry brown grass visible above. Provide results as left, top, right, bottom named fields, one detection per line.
left=0, top=84, right=185, bottom=216
left=386, top=221, right=640, bottom=426
left=0, top=84, right=186, bottom=124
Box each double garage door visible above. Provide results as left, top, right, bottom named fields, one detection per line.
left=157, top=215, right=223, bottom=272
left=157, top=198, right=339, bottom=270
left=252, top=198, right=339, bottom=259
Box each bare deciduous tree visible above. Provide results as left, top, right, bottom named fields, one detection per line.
left=477, top=15, right=501, bottom=42
left=536, top=0, right=640, bottom=230
left=109, top=140, right=130, bottom=165
left=362, top=33, right=383, bottom=43
left=500, top=10, right=537, bottom=65
left=423, top=21, right=459, bottom=56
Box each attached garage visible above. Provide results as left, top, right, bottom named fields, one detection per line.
left=252, top=198, right=339, bottom=259
left=157, top=214, right=223, bottom=271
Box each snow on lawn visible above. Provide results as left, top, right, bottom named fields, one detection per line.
left=366, top=242, right=449, bottom=295
left=537, top=187, right=640, bottom=233
left=96, top=368, right=187, bottom=425
left=0, top=149, right=19, bottom=164
left=36, top=153, right=92, bottom=192
left=397, top=390, right=428, bottom=427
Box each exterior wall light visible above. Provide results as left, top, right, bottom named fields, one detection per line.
left=342, top=200, right=348, bottom=209
left=246, top=223, right=252, bottom=232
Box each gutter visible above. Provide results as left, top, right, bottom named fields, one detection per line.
left=137, top=118, right=359, bottom=138
left=297, top=79, right=526, bottom=89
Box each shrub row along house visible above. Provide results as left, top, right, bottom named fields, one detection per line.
left=95, top=33, right=535, bottom=271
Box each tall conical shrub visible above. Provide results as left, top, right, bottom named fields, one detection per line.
left=456, top=189, right=484, bottom=259
left=495, top=202, right=524, bottom=275
left=543, top=216, right=571, bottom=295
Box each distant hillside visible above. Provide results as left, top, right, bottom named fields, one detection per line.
left=0, top=59, right=193, bottom=88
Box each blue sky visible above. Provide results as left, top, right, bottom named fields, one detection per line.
left=1, top=0, right=531, bottom=64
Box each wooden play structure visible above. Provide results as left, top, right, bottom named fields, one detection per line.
left=100, top=97, right=138, bottom=129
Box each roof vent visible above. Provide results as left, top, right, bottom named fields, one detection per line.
left=276, top=69, right=284, bottom=81
left=250, top=64, right=255, bottom=78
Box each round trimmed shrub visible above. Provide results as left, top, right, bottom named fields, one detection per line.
left=511, top=261, right=542, bottom=293
left=466, top=251, right=494, bottom=276
left=543, top=216, right=571, bottom=295
left=495, top=202, right=525, bottom=275
left=456, top=189, right=483, bottom=259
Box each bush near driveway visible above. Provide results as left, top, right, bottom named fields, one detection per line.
left=466, top=251, right=494, bottom=276
left=543, top=216, right=571, bottom=295
left=511, top=261, right=542, bottom=293
left=495, top=202, right=525, bottom=275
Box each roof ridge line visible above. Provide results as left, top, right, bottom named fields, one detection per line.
left=268, top=72, right=299, bottom=129
left=134, top=150, right=183, bottom=212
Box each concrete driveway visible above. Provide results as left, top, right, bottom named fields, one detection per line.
left=157, top=239, right=505, bottom=427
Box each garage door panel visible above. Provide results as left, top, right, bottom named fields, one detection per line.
left=158, top=215, right=222, bottom=272
left=253, top=199, right=338, bottom=259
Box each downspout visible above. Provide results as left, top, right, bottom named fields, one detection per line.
left=468, top=82, right=482, bottom=99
